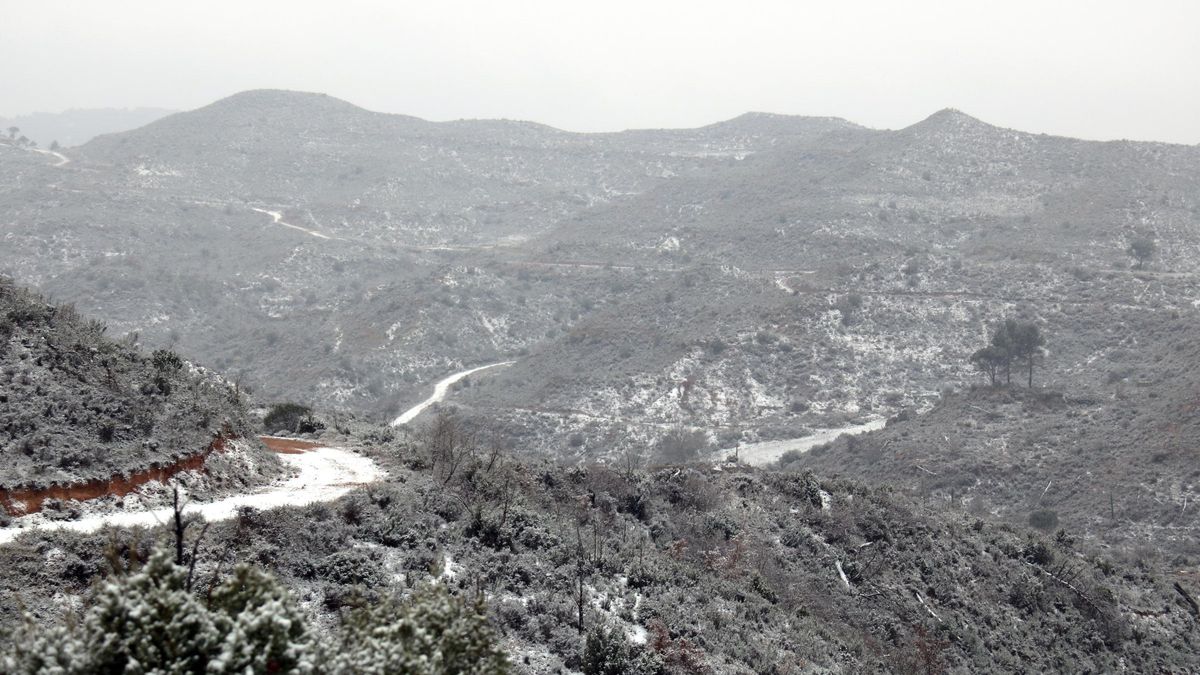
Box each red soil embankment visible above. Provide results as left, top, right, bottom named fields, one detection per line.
left=259, top=436, right=323, bottom=454
left=0, top=434, right=328, bottom=517
left=0, top=433, right=234, bottom=517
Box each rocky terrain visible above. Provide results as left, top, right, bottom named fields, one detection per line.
left=1, top=89, right=1200, bottom=670
left=0, top=91, right=858, bottom=420
left=793, top=363, right=1200, bottom=559
left=4, top=92, right=1196, bottom=442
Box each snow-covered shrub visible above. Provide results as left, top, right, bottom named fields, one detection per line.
left=0, top=551, right=510, bottom=674
left=208, top=564, right=318, bottom=673
left=316, top=548, right=385, bottom=586
left=4, top=550, right=319, bottom=674
left=262, top=402, right=314, bottom=434
left=329, top=583, right=510, bottom=674
left=81, top=549, right=221, bottom=673
left=1, top=619, right=83, bottom=675
left=583, top=622, right=660, bottom=675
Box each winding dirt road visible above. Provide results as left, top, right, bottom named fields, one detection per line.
left=31, top=147, right=70, bottom=167
left=0, top=358, right=519, bottom=545
left=251, top=207, right=335, bottom=240
left=735, top=419, right=886, bottom=466
left=0, top=439, right=384, bottom=545
left=391, top=361, right=515, bottom=426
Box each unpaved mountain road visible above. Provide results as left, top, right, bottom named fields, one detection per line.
left=735, top=419, right=887, bottom=466
left=391, top=361, right=515, bottom=426
left=0, top=438, right=384, bottom=545
left=31, top=147, right=71, bottom=167
left=251, top=207, right=336, bottom=240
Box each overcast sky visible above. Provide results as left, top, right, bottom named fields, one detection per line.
left=4, top=0, right=1198, bottom=143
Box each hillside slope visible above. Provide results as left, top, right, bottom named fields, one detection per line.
left=2, top=419, right=1198, bottom=673
left=0, top=90, right=855, bottom=417
left=0, top=276, right=280, bottom=494
left=792, top=334, right=1200, bottom=558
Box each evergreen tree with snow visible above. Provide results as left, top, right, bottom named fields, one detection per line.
left=207, top=564, right=318, bottom=674
left=82, top=549, right=220, bottom=673
left=329, top=584, right=510, bottom=675
left=582, top=622, right=661, bottom=675
left=1, top=550, right=511, bottom=674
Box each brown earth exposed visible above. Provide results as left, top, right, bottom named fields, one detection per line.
left=0, top=434, right=326, bottom=516
left=0, top=431, right=234, bottom=516
left=258, top=436, right=323, bottom=454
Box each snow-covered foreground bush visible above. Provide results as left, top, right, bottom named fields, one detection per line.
left=1, top=549, right=508, bottom=674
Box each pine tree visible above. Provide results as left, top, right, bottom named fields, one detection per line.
left=969, top=345, right=1004, bottom=386
left=208, top=564, right=319, bottom=674
left=329, top=584, right=510, bottom=675
left=1010, top=321, right=1046, bottom=387
left=583, top=623, right=660, bottom=675
left=82, top=549, right=221, bottom=673
left=970, top=319, right=1045, bottom=387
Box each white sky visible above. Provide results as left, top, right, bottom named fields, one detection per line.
left=4, top=0, right=1198, bottom=143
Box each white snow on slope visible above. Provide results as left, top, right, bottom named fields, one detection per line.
left=391, top=361, right=515, bottom=426
left=0, top=446, right=384, bottom=545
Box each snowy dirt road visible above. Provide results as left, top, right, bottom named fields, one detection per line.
left=0, top=441, right=384, bottom=545
left=734, top=419, right=887, bottom=467
left=251, top=207, right=336, bottom=240
left=391, top=361, right=515, bottom=426
left=31, top=147, right=71, bottom=167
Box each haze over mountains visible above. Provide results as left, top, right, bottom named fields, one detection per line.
left=3, top=88, right=1200, bottom=672
left=2, top=89, right=1199, bottom=531
left=0, top=107, right=176, bottom=148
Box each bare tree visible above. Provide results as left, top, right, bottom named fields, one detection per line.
left=575, top=519, right=587, bottom=633
left=170, top=484, right=210, bottom=591
left=425, top=412, right=478, bottom=484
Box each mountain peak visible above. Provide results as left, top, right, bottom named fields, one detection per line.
left=205, top=89, right=368, bottom=114
left=704, top=111, right=860, bottom=136
left=906, top=108, right=995, bottom=134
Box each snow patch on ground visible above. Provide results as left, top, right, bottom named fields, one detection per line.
left=134, top=163, right=182, bottom=177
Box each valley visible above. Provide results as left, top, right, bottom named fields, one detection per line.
left=1, top=90, right=1199, bottom=672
